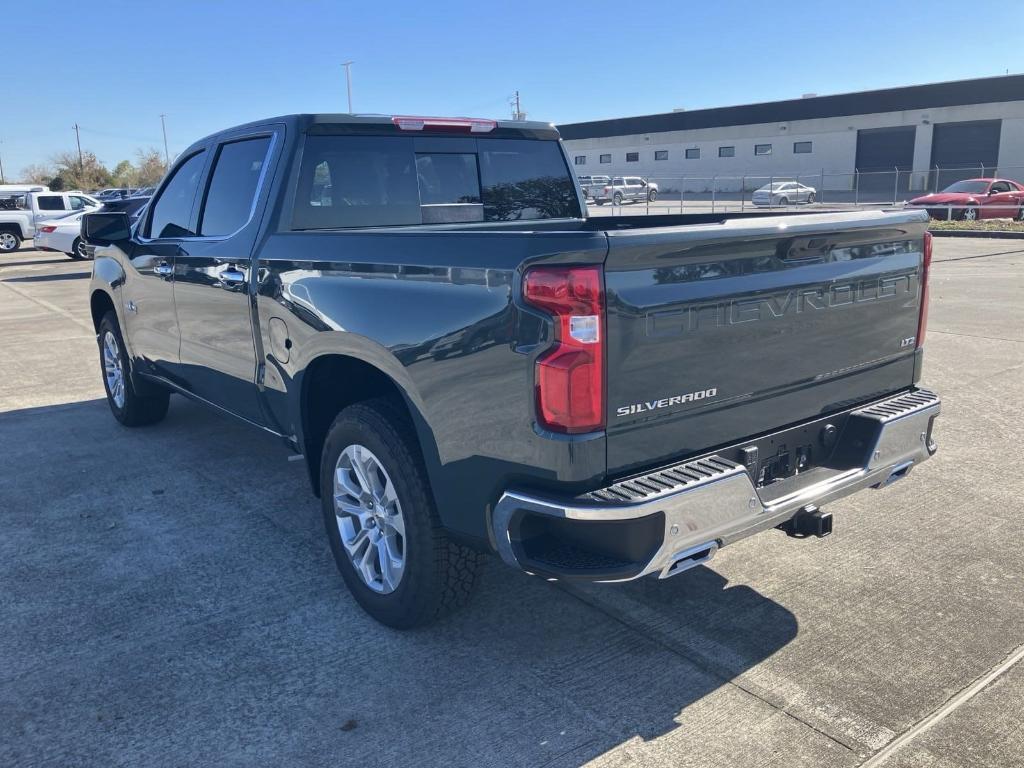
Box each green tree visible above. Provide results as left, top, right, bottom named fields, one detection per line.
left=110, top=159, right=138, bottom=188
left=51, top=150, right=111, bottom=191
left=134, top=148, right=168, bottom=187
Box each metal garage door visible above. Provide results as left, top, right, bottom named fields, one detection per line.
left=930, top=119, right=1002, bottom=189
left=856, top=126, right=916, bottom=199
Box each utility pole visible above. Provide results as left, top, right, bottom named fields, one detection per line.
left=342, top=61, right=354, bottom=113
left=0, top=140, right=5, bottom=184
left=510, top=90, right=525, bottom=121
left=160, top=114, right=170, bottom=167
left=72, top=123, right=84, bottom=177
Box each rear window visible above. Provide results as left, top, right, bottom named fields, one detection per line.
left=293, top=134, right=580, bottom=229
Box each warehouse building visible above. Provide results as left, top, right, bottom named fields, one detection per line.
left=558, top=74, right=1024, bottom=195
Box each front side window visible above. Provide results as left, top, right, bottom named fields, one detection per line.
left=37, top=195, right=65, bottom=211
left=599, top=154, right=611, bottom=164
left=199, top=136, right=272, bottom=236
left=574, top=155, right=586, bottom=165
left=719, top=146, right=735, bottom=157
left=292, top=134, right=579, bottom=229
left=654, top=150, right=668, bottom=161
left=625, top=152, right=639, bottom=162
left=146, top=151, right=207, bottom=238
left=68, top=195, right=92, bottom=210
left=755, top=144, right=773, bottom=156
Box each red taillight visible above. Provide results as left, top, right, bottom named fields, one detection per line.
left=523, top=266, right=605, bottom=434
left=392, top=115, right=496, bottom=133
left=38, top=225, right=57, bottom=233
left=603, top=186, right=611, bottom=193
left=917, top=231, right=932, bottom=349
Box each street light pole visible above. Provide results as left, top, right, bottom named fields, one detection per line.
left=160, top=114, right=170, bottom=167
left=342, top=61, right=354, bottom=113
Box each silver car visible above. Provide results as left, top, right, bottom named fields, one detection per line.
left=751, top=181, right=816, bottom=207
left=594, top=177, right=659, bottom=205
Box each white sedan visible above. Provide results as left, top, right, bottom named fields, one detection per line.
left=33, top=211, right=91, bottom=260
left=751, top=181, right=817, bottom=207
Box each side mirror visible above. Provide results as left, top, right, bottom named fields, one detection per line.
left=82, top=212, right=131, bottom=246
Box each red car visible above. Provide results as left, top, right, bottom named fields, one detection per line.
left=907, top=178, right=1024, bottom=221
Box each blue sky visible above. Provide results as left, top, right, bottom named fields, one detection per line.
left=3, top=0, right=1022, bottom=176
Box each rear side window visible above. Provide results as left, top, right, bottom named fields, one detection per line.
left=37, top=195, right=65, bottom=211
left=146, top=151, right=206, bottom=238
left=199, top=136, right=272, bottom=236
left=292, top=134, right=580, bottom=229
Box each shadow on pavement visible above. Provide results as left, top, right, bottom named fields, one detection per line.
left=4, top=271, right=91, bottom=283
left=0, top=396, right=797, bottom=767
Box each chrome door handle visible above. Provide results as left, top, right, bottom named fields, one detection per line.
left=154, top=263, right=173, bottom=277
left=220, top=268, right=246, bottom=285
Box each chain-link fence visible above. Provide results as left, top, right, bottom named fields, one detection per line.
left=582, top=164, right=1024, bottom=220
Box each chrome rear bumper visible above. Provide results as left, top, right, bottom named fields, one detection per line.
left=492, top=388, right=940, bottom=582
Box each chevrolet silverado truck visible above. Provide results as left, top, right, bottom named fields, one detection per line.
left=0, top=188, right=101, bottom=252
left=83, top=113, right=940, bottom=628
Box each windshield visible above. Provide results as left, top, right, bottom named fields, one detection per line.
left=941, top=180, right=990, bottom=194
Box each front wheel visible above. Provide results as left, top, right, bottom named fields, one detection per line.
left=648, top=189, right=658, bottom=202
left=98, top=312, right=170, bottom=426
left=0, top=230, right=21, bottom=253
left=613, top=192, right=623, bottom=206
left=806, top=192, right=816, bottom=204
left=320, top=399, right=479, bottom=629
left=960, top=206, right=978, bottom=222
left=1015, top=205, right=1023, bottom=222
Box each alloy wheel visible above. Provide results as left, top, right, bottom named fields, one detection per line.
left=102, top=331, right=125, bottom=408
left=0, top=232, right=18, bottom=251
left=333, top=444, right=406, bottom=593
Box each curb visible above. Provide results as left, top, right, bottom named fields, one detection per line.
left=929, top=229, right=1024, bottom=239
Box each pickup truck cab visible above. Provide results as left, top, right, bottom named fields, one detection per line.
left=0, top=189, right=101, bottom=252
left=84, top=113, right=940, bottom=628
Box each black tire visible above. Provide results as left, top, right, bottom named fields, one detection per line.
left=613, top=192, right=623, bottom=206
left=97, top=312, right=170, bottom=426
left=0, top=230, right=22, bottom=253
left=806, top=192, right=816, bottom=204
left=320, top=398, right=479, bottom=629
left=648, top=189, right=658, bottom=202
left=595, top=200, right=605, bottom=206
left=959, top=206, right=978, bottom=222
left=778, top=197, right=790, bottom=207
left=68, top=237, right=91, bottom=261
left=1015, top=205, right=1023, bottom=222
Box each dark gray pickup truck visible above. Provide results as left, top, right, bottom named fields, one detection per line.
left=84, top=113, right=940, bottom=628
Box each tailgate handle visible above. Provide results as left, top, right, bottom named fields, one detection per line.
left=781, top=236, right=830, bottom=263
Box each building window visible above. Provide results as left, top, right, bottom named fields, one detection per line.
left=719, top=146, right=735, bottom=157
left=654, top=150, right=668, bottom=161
left=754, top=144, right=772, bottom=156
left=685, top=148, right=700, bottom=160
left=574, top=155, right=586, bottom=165
left=599, top=154, right=611, bottom=164
left=625, top=152, right=639, bottom=162
left=793, top=141, right=812, bottom=154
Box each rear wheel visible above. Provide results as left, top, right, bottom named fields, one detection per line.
left=1015, top=205, right=1023, bottom=221
left=777, top=197, right=790, bottom=207
left=68, top=237, right=91, bottom=260
left=98, top=312, right=170, bottom=426
left=595, top=200, right=605, bottom=206
left=0, top=230, right=21, bottom=253
left=320, top=398, right=479, bottom=628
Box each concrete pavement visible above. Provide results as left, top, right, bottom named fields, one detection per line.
left=1, top=239, right=1022, bottom=767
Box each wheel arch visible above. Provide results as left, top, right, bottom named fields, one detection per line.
left=90, top=289, right=117, bottom=333
left=297, top=352, right=441, bottom=502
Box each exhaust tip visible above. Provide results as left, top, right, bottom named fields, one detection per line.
left=661, top=541, right=718, bottom=579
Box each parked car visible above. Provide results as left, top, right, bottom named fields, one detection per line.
left=593, top=176, right=658, bottom=205
left=32, top=211, right=91, bottom=260
left=576, top=175, right=610, bottom=200
left=906, top=178, right=1024, bottom=221
left=751, top=181, right=816, bottom=207
left=93, top=188, right=132, bottom=201
left=83, top=113, right=940, bottom=629
left=101, top=195, right=152, bottom=217
left=0, top=189, right=101, bottom=252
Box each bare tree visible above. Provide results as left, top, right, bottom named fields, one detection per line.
left=19, top=163, right=55, bottom=185
left=51, top=150, right=111, bottom=190
left=134, top=148, right=168, bottom=187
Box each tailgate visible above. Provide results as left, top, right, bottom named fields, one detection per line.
left=603, top=210, right=929, bottom=474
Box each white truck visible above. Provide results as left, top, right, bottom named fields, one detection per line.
left=0, top=187, right=101, bottom=252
